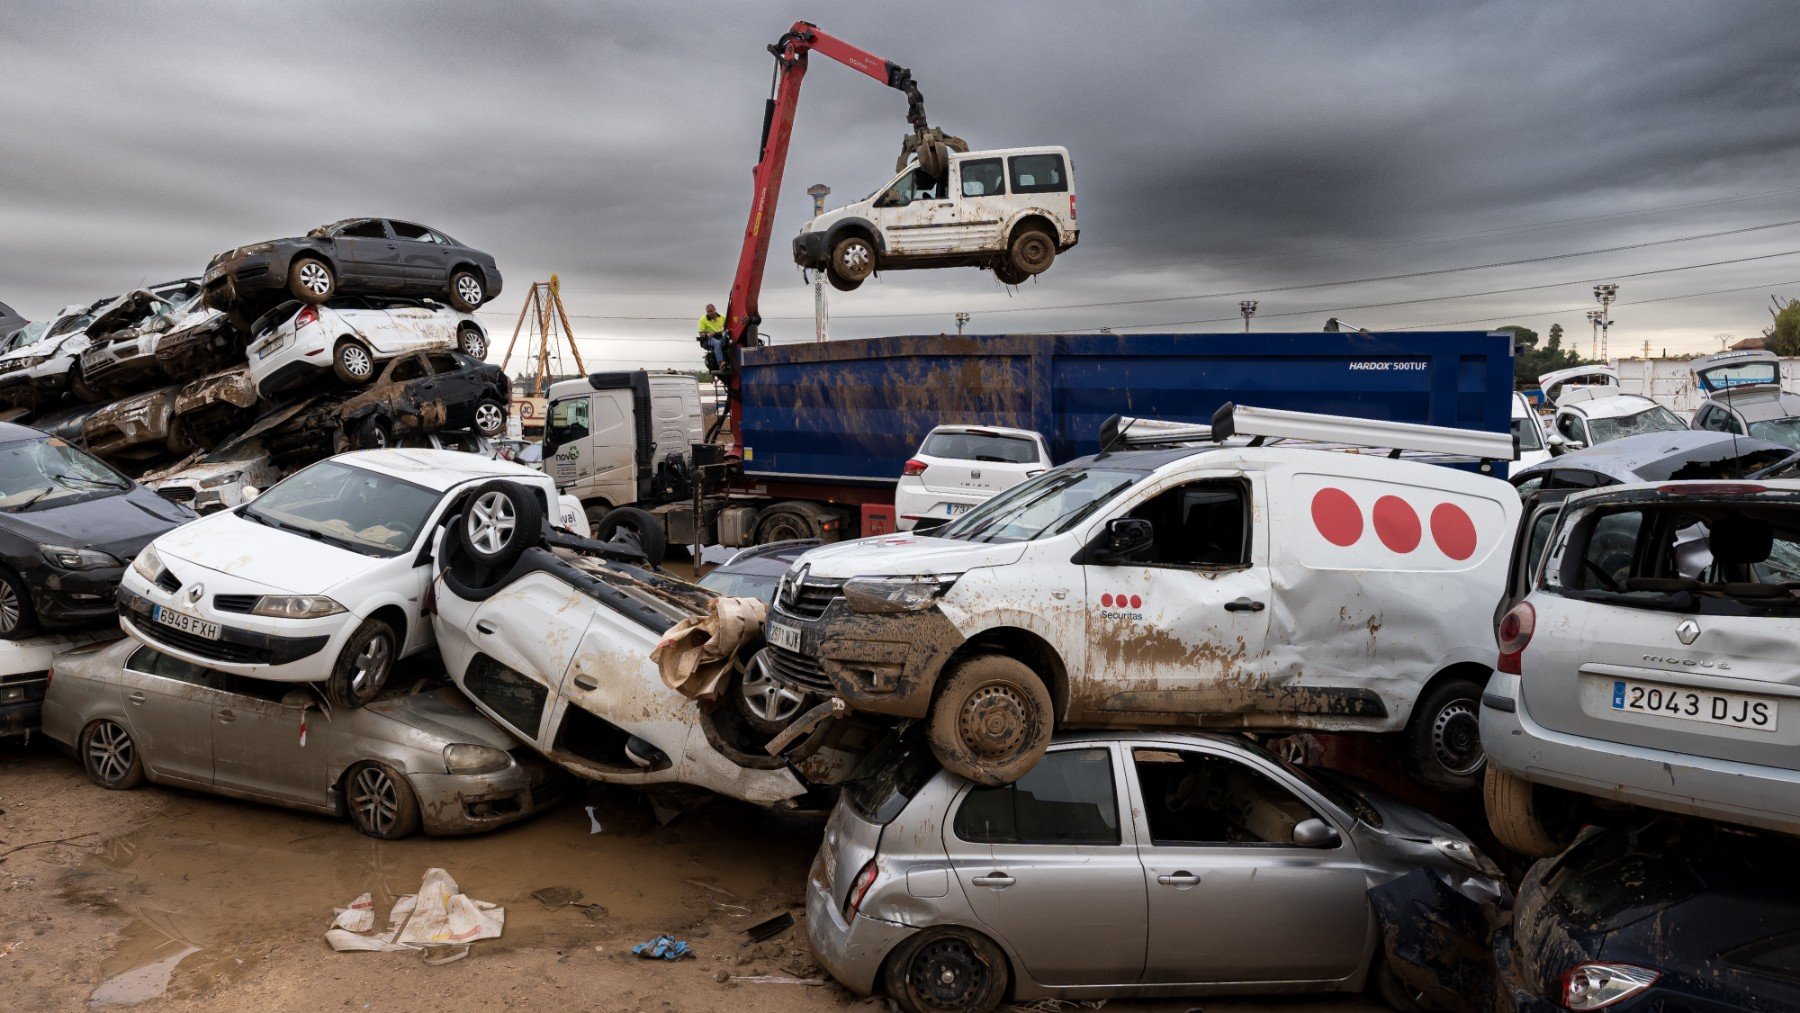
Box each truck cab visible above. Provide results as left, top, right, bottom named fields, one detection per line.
left=543, top=371, right=704, bottom=530
left=793, top=146, right=1079, bottom=290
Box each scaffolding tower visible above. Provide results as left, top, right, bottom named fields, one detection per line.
left=501, top=275, right=586, bottom=396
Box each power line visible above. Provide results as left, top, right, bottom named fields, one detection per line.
left=1388, top=278, right=1800, bottom=330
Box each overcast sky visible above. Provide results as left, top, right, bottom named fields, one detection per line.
left=4, top=1, right=1797, bottom=370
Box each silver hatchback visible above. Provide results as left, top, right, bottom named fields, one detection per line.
left=808, top=731, right=1505, bottom=1012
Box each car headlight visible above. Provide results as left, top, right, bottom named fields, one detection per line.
left=443, top=743, right=511, bottom=775
left=42, top=545, right=122, bottom=571
left=130, top=544, right=162, bottom=581
left=1432, top=836, right=1501, bottom=877
left=200, top=471, right=242, bottom=489
left=842, top=574, right=960, bottom=614
left=14, top=355, right=48, bottom=369
left=1563, top=963, right=1660, bottom=1010
left=242, top=243, right=275, bottom=255
left=249, top=595, right=346, bottom=619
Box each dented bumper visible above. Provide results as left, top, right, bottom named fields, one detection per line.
left=404, top=758, right=563, bottom=836
left=765, top=604, right=963, bottom=719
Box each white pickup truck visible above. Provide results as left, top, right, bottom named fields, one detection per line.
left=792, top=145, right=1079, bottom=289
left=759, top=405, right=1521, bottom=790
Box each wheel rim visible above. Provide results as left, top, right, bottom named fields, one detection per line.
left=349, top=632, right=392, bottom=696
left=0, top=580, right=19, bottom=633
left=456, top=275, right=483, bottom=306
left=1017, top=235, right=1053, bottom=271
left=86, top=722, right=133, bottom=784
left=957, top=681, right=1030, bottom=758
left=298, top=262, right=331, bottom=296
left=759, top=515, right=808, bottom=542
left=351, top=766, right=400, bottom=835
left=1431, top=698, right=1484, bottom=776
left=837, top=242, right=873, bottom=279
left=907, top=937, right=986, bottom=1010
left=741, top=656, right=807, bottom=724
left=475, top=403, right=503, bottom=433
left=462, top=330, right=487, bottom=358
left=342, top=345, right=372, bottom=377
left=469, top=490, right=517, bottom=554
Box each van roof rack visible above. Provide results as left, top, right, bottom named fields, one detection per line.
left=1098, top=403, right=1517, bottom=463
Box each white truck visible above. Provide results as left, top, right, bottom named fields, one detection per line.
left=759, top=405, right=1522, bottom=790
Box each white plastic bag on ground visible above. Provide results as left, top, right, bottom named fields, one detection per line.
left=326, top=869, right=504, bottom=954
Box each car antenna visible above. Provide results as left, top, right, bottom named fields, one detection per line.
left=1096, top=414, right=1137, bottom=459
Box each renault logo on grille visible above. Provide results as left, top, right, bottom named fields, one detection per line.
left=780, top=564, right=810, bottom=611
left=187, top=583, right=205, bottom=604
left=1676, top=619, right=1701, bottom=645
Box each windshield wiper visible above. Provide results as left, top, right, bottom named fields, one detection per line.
left=54, top=472, right=128, bottom=490
left=10, top=485, right=58, bottom=511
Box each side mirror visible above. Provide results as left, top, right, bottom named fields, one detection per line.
left=280, top=689, right=312, bottom=709
left=1292, top=818, right=1340, bottom=848
left=1078, top=517, right=1154, bottom=565
left=241, top=485, right=261, bottom=502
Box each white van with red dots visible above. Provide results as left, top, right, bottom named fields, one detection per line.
left=758, top=404, right=1520, bottom=790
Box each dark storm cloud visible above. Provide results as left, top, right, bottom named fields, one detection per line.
left=2, top=0, right=1797, bottom=361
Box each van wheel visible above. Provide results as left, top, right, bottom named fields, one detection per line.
left=594, top=506, right=666, bottom=567
left=1008, top=227, right=1056, bottom=275
left=459, top=479, right=543, bottom=569
left=1484, top=766, right=1576, bottom=858
left=927, top=655, right=1054, bottom=786
left=826, top=269, right=862, bottom=293
left=289, top=257, right=336, bottom=303
left=883, top=927, right=1010, bottom=1013
left=326, top=618, right=398, bottom=709
left=333, top=340, right=376, bottom=385
left=830, top=235, right=876, bottom=283
left=1404, top=677, right=1486, bottom=791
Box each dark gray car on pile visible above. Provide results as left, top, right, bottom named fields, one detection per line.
left=203, top=218, right=502, bottom=316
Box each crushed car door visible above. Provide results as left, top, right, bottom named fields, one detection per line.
left=1078, top=474, right=1274, bottom=722
left=944, top=745, right=1148, bottom=986
left=1125, top=746, right=1369, bottom=984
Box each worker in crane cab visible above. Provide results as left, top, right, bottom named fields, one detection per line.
left=697, top=304, right=726, bottom=372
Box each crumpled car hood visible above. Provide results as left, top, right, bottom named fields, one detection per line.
left=154, top=510, right=388, bottom=593
left=364, top=686, right=520, bottom=750
left=791, top=534, right=1027, bottom=578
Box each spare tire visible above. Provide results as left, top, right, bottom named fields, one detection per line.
left=458, top=479, right=542, bottom=570
left=594, top=506, right=666, bottom=567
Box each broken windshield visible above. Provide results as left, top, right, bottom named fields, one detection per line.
left=1748, top=418, right=1800, bottom=450
left=1587, top=405, right=1685, bottom=444
left=243, top=459, right=439, bottom=556
left=1552, top=497, right=1800, bottom=614
left=938, top=467, right=1140, bottom=544
left=0, top=436, right=129, bottom=512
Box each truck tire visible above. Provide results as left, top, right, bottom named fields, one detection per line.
left=754, top=502, right=823, bottom=544
left=582, top=499, right=611, bottom=532
left=595, top=506, right=666, bottom=567
left=927, top=654, right=1054, bottom=787
left=1484, top=766, right=1574, bottom=858
left=458, top=479, right=542, bottom=569
left=1008, top=227, right=1056, bottom=276
left=1403, top=676, right=1486, bottom=792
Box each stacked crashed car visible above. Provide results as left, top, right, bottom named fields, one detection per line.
left=809, top=731, right=1505, bottom=1013
left=77, top=280, right=205, bottom=400
left=254, top=349, right=511, bottom=456
left=204, top=218, right=501, bottom=319
left=0, top=299, right=106, bottom=410
left=0, top=422, right=191, bottom=638
left=117, top=450, right=575, bottom=707
left=246, top=297, right=489, bottom=397
left=43, top=638, right=560, bottom=838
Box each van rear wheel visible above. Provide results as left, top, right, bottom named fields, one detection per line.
left=1404, top=676, right=1485, bottom=791
left=1008, top=227, right=1056, bottom=275
left=927, top=655, right=1053, bottom=786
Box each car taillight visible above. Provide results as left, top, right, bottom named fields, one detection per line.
left=1561, top=962, right=1659, bottom=1009
left=902, top=459, right=927, bottom=477
left=1069, top=193, right=1077, bottom=219
left=295, top=305, right=319, bottom=329
left=1655, top=482, right=1764, bottom=496
left=1497, top=602, right=1535, bottom=675
left=843, top=859, right=879, bottom=918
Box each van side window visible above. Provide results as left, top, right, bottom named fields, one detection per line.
left=1121, top=480, right=1250, bottom=568
left=1008, top=153, right=1067, bottom=194
left=959, top=158, right=1006, bottom=198
left=875, top=169, right=941, bottom=207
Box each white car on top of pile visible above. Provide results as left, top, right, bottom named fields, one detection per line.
left=894, top=424, right=1050, bottom=531
left=246, top=296, right=488, bottom=398
left=1541, top=365, right=1685, bottom=453
left=117, top=449, right=586, bottom=708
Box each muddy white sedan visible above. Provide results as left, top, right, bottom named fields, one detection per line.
left=42, top=638, right=561, bottom=838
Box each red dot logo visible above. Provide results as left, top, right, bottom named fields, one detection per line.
left=1100, top=593, right=1114, bottom=607
left=1129, top=594, right=1142, bottom=608
left=1431, top=503, right=1478, bottom=560
left=1311, top=488, right=1362, bottom=546
left=1372, top=496, right=1421, bottom=553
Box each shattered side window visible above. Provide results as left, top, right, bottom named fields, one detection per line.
left=337, top=220, right=388, bottom=239
left=1586, top=405, right=1686, bottom=443
left=953, top=748, right=1119, bottom=846
left=389, top=221, right=433, bottom=242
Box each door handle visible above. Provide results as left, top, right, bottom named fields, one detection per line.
left=476, top=620, right=496, bottom=635
left=970, top=872, right=1014, bottom=888
left=573, top=674, right=599, bottom=691
left=1156, top=872, right=1201, bottom=887
left=216, top=709, right=236, bottom=723
left=1224, top=598, right=1265, bottom=613
left=127, top=691, right=146, bottom=705
left=935, top=202, right=955, bottom=207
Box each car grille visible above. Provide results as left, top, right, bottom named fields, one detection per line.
left=136, top=622, right=272, bottom=665
left=157, top=487, right=196, bottom=505
left=764, top=644, right=833, bottom=695
left=154, top=570, right=181, bottom=594
left=213, top=595, right=259, bottom=614
left=773, top=578, right=845, bottom=622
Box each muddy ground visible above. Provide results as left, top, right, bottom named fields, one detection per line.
left=2, top=737, right=1379, bottom=1011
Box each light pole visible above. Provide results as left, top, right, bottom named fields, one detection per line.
left=954, top=312, right=969, bottom=337
left=1586, top=310, right=1603, bottom=359
left=1239, top=300, right=1258, bottom=333
left=1593, top=284, right=1618, bottom=361
left=808, top=184, right=830, bottom=342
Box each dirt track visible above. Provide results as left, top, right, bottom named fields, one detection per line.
left=1, top=739, right=1377, bottom=1012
